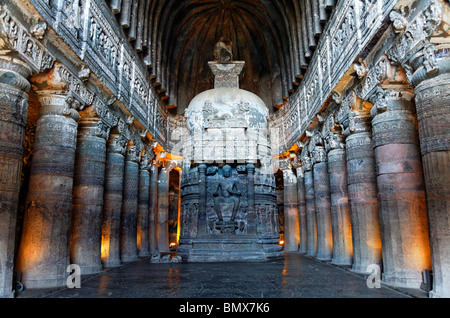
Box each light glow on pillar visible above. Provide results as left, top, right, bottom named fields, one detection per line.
left=101, top=236, right=110, bottom=262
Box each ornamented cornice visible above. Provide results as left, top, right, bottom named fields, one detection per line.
left=387, top=1, right=443, bottom=65
left=0, top=7, right=55, bottom=72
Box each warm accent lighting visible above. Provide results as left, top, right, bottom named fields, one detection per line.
left=279, top=240, right=285, bottom=246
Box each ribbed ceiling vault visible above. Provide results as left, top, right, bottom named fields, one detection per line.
left=109, top=0, right=336, bottom=114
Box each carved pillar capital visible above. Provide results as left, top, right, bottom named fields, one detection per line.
left=336, top=91, right=372, bottom=136
left=386, top=0, right=449, bottom=88
left=0, top=56, right=32, bottom=92
left=369, top=84, right=415, bottom=117
left=321, top=112, right=345, bottom=152
left=140, top=147, right=155, bottom=170
left=126, top=145, right=140, bottom=163
left=108, top=133, right=128, bottom=155
left=77, top=117, right=110, bottom=140
left=300, top=147, right=312, bottom=172
left=0, top=55, right=32, bottom=128
left=312, top=145, right=327, bottom=164
left=406, top=43, right=450, bottom=87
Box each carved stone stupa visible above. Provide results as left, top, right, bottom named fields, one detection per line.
left=177, top=43, right=283, bottom=262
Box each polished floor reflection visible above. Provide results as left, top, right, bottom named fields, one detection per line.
left=18, top=253, right=416, bottom=298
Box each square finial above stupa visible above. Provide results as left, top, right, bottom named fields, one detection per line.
left=208, top=61, right=245, bottom=89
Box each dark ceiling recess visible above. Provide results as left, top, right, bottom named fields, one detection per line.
left=109, top=0, right=336, bottom=114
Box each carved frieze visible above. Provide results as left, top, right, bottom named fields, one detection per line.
left=387, top=0, right=443, bottom=65
left=0, top=7, right=55, bottom=72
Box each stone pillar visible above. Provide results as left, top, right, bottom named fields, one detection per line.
left=337, top=92, right=382, bottom=274
left=101, top=132, right=127, bottom=267
left=17, top=67, right=81, bottom=288
left=301, top=148, right=317, bottom=257
left=296, top=166, right=308, bottom=254
left=197, top=163, right=207, bottom=237
left=246, top=162, right=257, bottom=236
left=407, top=43, right=450, bottom=297
left=282, top=165, right=300, bottom=252
left=70, top=118, right=109, bottom=275
left=137, top=151, right=151, bottom=257
left=157, top=166, right=170, bottom=252
left=312, top=143, right=333, bottom=261
left=323, top=116, right=353, bottom=266
left=0, top=56, right=31, bottom=297
left=370, top=78, right=431, bottom=288
left=148, top=162, right=158, bottom=253
left=120, top=144, right=140, bottom=262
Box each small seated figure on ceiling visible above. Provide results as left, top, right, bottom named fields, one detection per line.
left=214, top=37, right=233, bottom=63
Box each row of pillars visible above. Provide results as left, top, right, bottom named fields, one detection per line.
left=0, top=57, right=171, bottom=297
left=281, top=57, right=449, bottom=297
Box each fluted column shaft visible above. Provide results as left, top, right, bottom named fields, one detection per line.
left=17, top=90, right=79, bottom=288
left=120, top=146, right=140, bottom=262
left=101, top=133, right=126, bottom=267
left=71, top=118, right=108, bottom=274
left=283, top=168, right=300, bottom=252
left=0, top=56, right=31, bottom=297
left=312, top=146, right=333, bottom=261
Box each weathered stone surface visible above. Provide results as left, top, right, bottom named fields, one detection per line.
left=304, top=169, right=317, bottom=257
left=179, top=59, right=281, bottom=262
left=148, top=163, right=159, bottom=253
left=328, top=147, right=353, bottom=266
left=71, top=118, right=107, bottom=275
left=101, top=133, right=126, bottom=268
left=17, top=91, right=79, bottom=289
left=371, top=86, right=431, bottom=288
left=312, top=145, right=333, bottom=261
left=157, top=167, right=170, bottom=253
left=338, top=100, right=382, bottom=274
left=137, top=155, right=151, bottom=257
left=0, top=56, right=31, bottom=297
left=283, top=168, right=300, bottom=252
left=297, top=168, right=308, bottom=254
left=414, top=69, right=450, bottom=297
left=120, top=145, right=140, bottom=262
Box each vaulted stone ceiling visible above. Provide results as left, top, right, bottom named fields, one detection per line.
left=110, top=0, right=336, bottom=114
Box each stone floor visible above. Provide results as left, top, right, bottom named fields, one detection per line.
left=15, top=253, right=429, bottom=299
